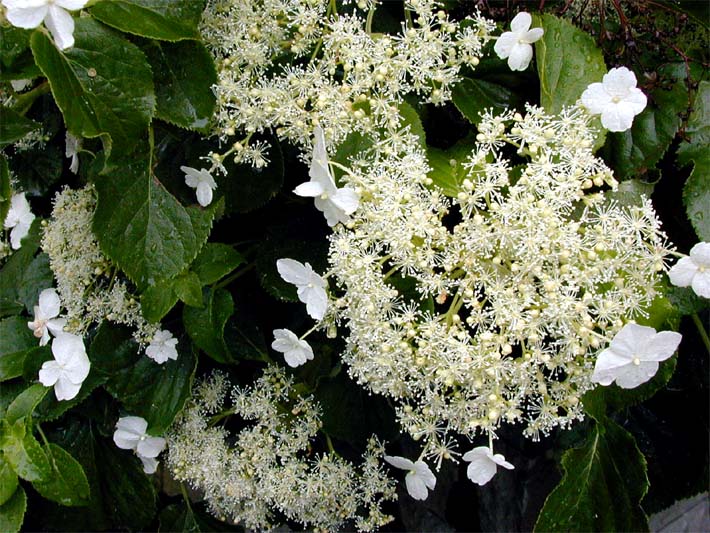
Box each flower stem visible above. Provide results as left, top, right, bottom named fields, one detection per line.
left=691, top=313, right=710, bottom=355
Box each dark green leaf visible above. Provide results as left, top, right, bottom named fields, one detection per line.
left=0, top=316, right=37, bottom=381
left=102, top=327, right=196, bottom=433
left=0, top=155, right=10, bottom=225
left=452, top=77, right=520, bottom=124
left=142, top=40, right=216, bottom=131
left=184, top=288, right=234, bottom=364
left=0, top=419, right=50, bottom=482
left=332, top=130, right=374, bottom=184
left=0, top=219, right=44, bottom=317
left=173, top=271, right=203, bottom=308
left=32, top=443, right=90, bottom=507
left=0, top=107, right=40, bottom=149
left=159, top=503, right=201, bottom=533
left=604, top=179, right=655, bottom=208
left=30, top=17, right=155, bottom=152
left=426, top=134, right=476, bottom=197
left=0, top=382, right=25, bottom=419
left=222, top=301, right=268, bottom=361
left=667, top=285, right=709, bottom=316
left=678, top=81, right=710, bottom=240
left=0, top=455, right=18, bottom=506
left=534, top=417, right=648, bottom=532
left=0, top=26, right=32, bottom=69
left=5, top=384, right=48, bottom=424
left=90, top=0, right=205, bottom=41
left=141, top=279, right=180, bottom=323
left=35, top=372, right=107, bottom=423
left=0, top=485, right=26, bottom=533
left=191, top=243, right=245, bottom=285
left=93, top=145, right=219, bottom=289
left=217, top=136, right=284, bottom=213
left=601, top=65, right=688, bottom=180
left=398, top=100, right=426, bottom=147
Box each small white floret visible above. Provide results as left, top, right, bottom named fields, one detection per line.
left=668, top=242, right=710, bottom=299
left=276, top=258, right=328, bottom=320
left=65, top=132, right=81, bottom=174
left=493, top=12, right=544, bottom=71
left=463, top=446, right=514, bottom=486
left=2, top=0, right=88, bottom=50
left=592, top=323, right=681, bottom=389
left=4, top=192, right=35, bottom=250
left=145, top=329, right=178, bottom=364
left=113, top=415, right=166, bottom=474
left=271, top=329, right=314, bottom=367
left=580, top=67, right=647, bottom=132
left=293, top=126, right=359, bottom=227
left=384, top=455, right=436, bottom=501
left=181, top=166, right=217, bottom=207
left=38, top=332, right=90, bottom=401
left=27, top=288, right=67, bottom=346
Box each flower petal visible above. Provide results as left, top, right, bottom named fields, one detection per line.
left=45, top=5, right=75, bottom=50
left=116, top=416, right=149, bottom=437
left=196, top=181, right=213, bottom=207
left=642, top=331, right=681, bottom=362
left=46, top=318, right=67, bottom=337
left=602, top=67, right=637, bottom=97
left=491, top=453, right=515, bottom=470
left=309, top=126, right=333, bottom=182
left=510, top=12, right=532, bottom=33
left=293, top=180, right=325, bottom=198
left=330, top=187, right=359, bottom=215
left=507, top=43, right=533, bottom=71
left=51, top=332, right=86, bottom=365
left=689, top=242, right=710, bottom=267
left=55, top=0, right=89, bottom=11
left=691, top=271, right=710, bottom=299
left=591, top=349, right=630, bottom=386
left=405, top=471, right=429, bottom=500
left=580, top=83, right=611, bottom=115
left=303, top=285, right=328, bottom=320
left=384, top=455, right=415, bottom=471
left=668, top=257, right=697, bottom=288
left=276, top=258, right=312, bottom=287
left=522, top=27, right=544, bottom=44
left=38, top=360, right=61, bottom=387
left=10, top=221, right=33, bottom=250
left=465, top=448, right=498, bottom=486
left=113, top=429, right=141, bottom=450
left=414, top=461, right=436, bottom=490
left=610, top=323, right=655, bottom=358
left=5, top=4, right=48, bottom=29
left=137, top=436, right=166, bottom=458
left=138, top=455, right=159, bottom=474
left=54, top=377, right=82, bottom=401
left=38, top=288, right=61, bottom=319
left=600, top=103, right=637, bottom=132
left=613, top=360, right=659, bottom=389
left=493, top=31, right=517, bottom=59
left=625, top=88, right=647, bottom=115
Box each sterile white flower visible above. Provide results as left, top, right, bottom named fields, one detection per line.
left=493, top=12, right=544, bottom=71
left=384, top=455, right=436, bottom=501
left=65, top=131, right=80, bottom=174
left=4, top=192, right=35, bottom=250
left=38, top=332, right=90, bottom=401
left=592, top=323, right=682, bottom=389
left=580, top=67, right=647, bottom=132
left=276, top=258, right=328, bottom=320
left=271, top=329, right=314, bottom=367
left=293, top=126, right=359, bottom=227
left=1, top=0, right=88, bottom=50
left=463, top=446, right=514, bottom=486
left=145, top=329, right=178, bottom=364
left=181, top=166, right=216, bottom=207
left=113, top=416, right=166, bottom=474
left=27, top=288, right=67, bottom=346
left=668, top=242, right=710, bottom=299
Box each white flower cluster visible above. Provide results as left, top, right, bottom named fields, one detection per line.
left=325, top=103, right=672, bottom=461
left=40, top=186, right=163, bottom=354
left=167, top=369, right=397, bottom=531
left=201, top=0, right=494, bottom=161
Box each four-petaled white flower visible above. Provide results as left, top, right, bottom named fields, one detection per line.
left=145, top=329, right=178, bottom=364
left=271, top=329, right=314, bottom=367
left=494, top=12, right=544, bottom=71
left=4, top=192, right=35, bottom=250
left=276, top=258, right=328, bottom=320
left=38, top=332, right=90, bottom=401
left=384, top=455, right=436, bottom=501
left=65, top=131, right=81, bottom=174
left=580, top=67, right=647, bottom=132
left=113, top=416, right=167, bottom=474
left=592, top=323, right=682, bottom=389
left=1, top=0, right=88, bottom=50
left=181, top=166, right=217, bottom=207
left=668, top=242, right=710, bottom=299
left=293, top=126, right=359, bottom=227
left=463, top=446, right=514, bottom=486
left=27, top=288, right=66, bottom=346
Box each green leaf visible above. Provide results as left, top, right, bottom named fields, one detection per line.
left=604, top=179, right=655, bottom=208
left=222, top=301, right=268, bottom=361
left=142, top=40, right=216, bottom=131
left=0, top=316, right=37, bottom=382
left=667, top=286, right=709, bottom=316
left=398, top=100, right=426, bottom=147
left=30, top=17, right=155, bottom=152
left=0, top=419, right=50, bottom=482
left=452, top=77, right=520, bottom=124
left=678, top=81, right=710, bottom=241
left=99, top=325, right=196, bottom=433
left=0, top=219, right=45, bottom=317
left=183, top=288, right=234, bottom=364
left=332, top=130, right=374, bottom=184
left=158, top=503, right=200, bottom=533
left=534, top=417, right=649, bottom=532
left=32, top=443, right=90, bottom=507
left=173, top=271, right=203, bottom=308
left=141, top=279, right=179, bottom=323
left=191, top=243, right=245, bottom=285
left=426, top=134, right=476, bottom=197
left=0, top=107, right=39, bottom=149
left=0, top=486, right=26, bottom=533
left=601, top=65, right=688, bottom=180
left=0, top=455, right=18, bottom=506
left=5, top=384, right=48, bottom=424
left=0, top=155, right=10, bottom=225
left=93, top=145, right=219, bottom=289
left=90, top=0, right=205, bottom=41
left=217, top=136, right=284, bottom=214
left=533, top=13, right=607, bottom=148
